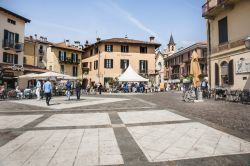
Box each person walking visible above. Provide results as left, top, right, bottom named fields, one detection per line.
left=43, top=78, right=52, bottom=106
left=65, top=80, right=72, bottom=100
left=36, top=80, right=41, bottom=100
left=76, top=80, right=82, bottom=100
left=98, top=83, right=103, bottom=95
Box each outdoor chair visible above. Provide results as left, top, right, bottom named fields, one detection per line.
left=240, top=89, right=250, bottom=104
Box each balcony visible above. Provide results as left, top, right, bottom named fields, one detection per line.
left=202, top=0, right=239, bottom=18
left=211, top=38, right=245, bottom=54
left=15, top=43, right=24, bottom=52
left=2, top=39, right=15, bottom=49
left=72, top=59, right=80, bottom=64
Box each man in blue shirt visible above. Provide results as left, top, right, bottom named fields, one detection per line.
left=43, top=78, right=52, bottom=106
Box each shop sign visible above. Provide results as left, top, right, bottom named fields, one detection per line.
left=236, top=59, right=250, bottom=74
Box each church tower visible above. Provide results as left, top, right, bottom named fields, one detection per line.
left=167, top=34, right=176, bottom=54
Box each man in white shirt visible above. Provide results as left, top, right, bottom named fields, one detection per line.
left=36, top=80, right=41, bottom=100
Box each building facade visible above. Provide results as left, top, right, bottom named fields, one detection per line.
left=155, top=51, right=165, bottom=87
left=46, top=40, right=83, bottom=79
left=203, top=0, right=250, bottom=89
left=164, top=43, right=208, bottom=86
left=24, top=35, right=51, bottom=69
left=0, top=7, right=30, bottom=88
left=82, top=37, right=161, bottom=86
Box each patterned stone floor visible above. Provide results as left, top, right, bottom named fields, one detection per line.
left=0, top=95, right=250, bottom=166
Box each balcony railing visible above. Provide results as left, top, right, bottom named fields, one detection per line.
left=202, top=0, right=232, bottom=18
left=59, top=58, right=80, bottom=64
left=2, top=39, right=24, bottom=52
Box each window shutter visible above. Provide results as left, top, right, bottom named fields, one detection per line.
left=218, top=17, right=228, bottom=44
left=14, top=54, right=18, bottom=64
left=228, top=60, right=234, bottom=85
left=104, top=60, right=106, bottom=68
left=76, top=54, right=78, bottom=61
left=4, top=30, right=8, bottom=39
left=127, top=60, right=129, bottom=68
left=105, top=45, right=107, bottom=52
left=3, top=52, right=7, bottom=62
left=64, top=52, right=66, bottom=61
left=146, top=60, right=148, bottom=73
left=120, top=60, right=123, bottom=69
left=59, top=51, right=61, bottom=60
left=111, top=45, right=113, bottom=52
left=15, top=33, right=19, bottom=43
left=111, top=59, right=113, bottom=68
left=215, top=63, right=219, bottom=86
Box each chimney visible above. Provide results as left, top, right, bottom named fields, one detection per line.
left=125, top=34, right=128, bottom=39
left=29, top=36, right=33, bottom=40
left=149, top=36, right=155, bottom=43
left=44, top=37, right=47, bottom=42
left=85, top=40, right=89, bottom=47
left=40, top=36, right=44, bottom=41
left=65, top=40, right=70, bottom=46
left=96, top=37, right=101, bottom=42
left=34, top=34, right=37, bottom=40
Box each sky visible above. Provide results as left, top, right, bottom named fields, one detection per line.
left=0, top=0, right=207, bottom=50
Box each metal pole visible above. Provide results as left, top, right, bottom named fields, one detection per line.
left=98, top=50, right=100, bottom=83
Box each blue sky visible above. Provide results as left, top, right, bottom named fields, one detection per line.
left=0, top=0, right=207, bottom=49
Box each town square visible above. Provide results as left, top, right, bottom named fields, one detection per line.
left=0, top=0, right=250, bottom=166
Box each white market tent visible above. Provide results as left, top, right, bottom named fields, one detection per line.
left=32, top=71, right=77, bottom=80
left=18, top=73, right=39, bottom=78
left=118, top=65, right=149, bottom=82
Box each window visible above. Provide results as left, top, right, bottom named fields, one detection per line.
left=172, top=46, right=174, bottom=51
left=90, top=49, right=93, bottom=56
left=89, top=62, right=92, bottom=71
left=94, top=47, right=99, bottom=54
left=71, top=53, right=78, bottom=63
left=94, top=60, right=98, bottom=70
left=3, top=30, right=19, bottom=48
left=140, top=46, right=147, bottom=53
left=7, top=18, right=16, bottom=25
left=139, top=60, right=148, bottom=73
left=59, top=51, right=66, bottom=61
left=73, top=66, right=78, bottom=76
left=104, top=59, right=113, bottom=68
left=39, top=56, right=43, bottom=62
left=39, top=45, right=44, bottom=54
left=60, top=65, right=64, bottom=74
left=105, top=45, right=113, bottom=52
left=3, top=52, right=18, bottom=64
left=121, top=45, right=129, bottom=53
left=120, top=59, right=129, bottom=69
left=218, top=17, right=228, bottom=44
left=23, top=57, right=26, bottom=64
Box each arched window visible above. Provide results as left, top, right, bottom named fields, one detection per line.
left=221, top=61, right=229, bottom=87
left=172, top=46, right=174, bottom=51
left=228, top=60, right=234, bottom=85
left=215, top=63, right=219, bottom=86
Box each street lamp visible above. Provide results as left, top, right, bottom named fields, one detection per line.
left=245, top=36, right=250, bottom=49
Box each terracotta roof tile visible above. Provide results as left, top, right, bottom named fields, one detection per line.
left=52, top=42, right=84, bottom=52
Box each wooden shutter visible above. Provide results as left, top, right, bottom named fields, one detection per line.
left=104, top=59, right=106, bottom=68
left=59, top=51, right=61, bottom=60
left=215, top=63, right=219, bottom=86
left=228, top=60, right=234, bottom=85
left=120, top=60, right=123, bottom=69
left=111, top=59, right=113, bottom=68
left=14, top=54, right=18, bottom=64
left=145, top=60, right=148, bottom=73
left=64, top=52, right=66, bottom=61
left=218, top=17, right=228, bottom=44
left=111, top=45, right=113, bottom=52
left=15, top=33, right=19, bottom=43
left=3, top=52, right=7, bottom=62
left=4, top=30, right=8, bottom=39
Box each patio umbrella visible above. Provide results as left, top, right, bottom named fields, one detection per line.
left=32, top=71, right=65, bottom=78
left=19, top=73, right=39, bottom=78
left=190, top=50, right=201, bottom=88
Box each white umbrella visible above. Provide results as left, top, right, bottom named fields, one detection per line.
left=32, top=71, right=65, bottom=78
left=19, top=73, right=39, bottom=78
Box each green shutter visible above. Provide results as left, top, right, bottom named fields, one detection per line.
left=15, top=33, right=19, bottom=43
left=111, top=59, right=113, bottom=68
left=215, top=63, right=219, bottom=86
left=228, top=60, right=234, bottom=85
left=3, top=52, right=7, bottom=62
left=14, top=54, right=18, bottom=64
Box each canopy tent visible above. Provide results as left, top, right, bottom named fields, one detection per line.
left=118, top=65, right=149, bottom=82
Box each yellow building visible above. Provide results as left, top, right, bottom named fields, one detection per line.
left=0, top=7, right=30, bottom=88
left=24, top=35, right=51, bottom=69
left=82, top=37, right=161, bottom=87
left=203, top=0, right=250, bottom=89
left=47, top=40, right=83, bottom=79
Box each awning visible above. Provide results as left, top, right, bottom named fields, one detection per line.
left=118, top=65, right=148, bottom=82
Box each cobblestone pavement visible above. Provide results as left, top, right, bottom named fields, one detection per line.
left=0, top=93, right=249, bottom=166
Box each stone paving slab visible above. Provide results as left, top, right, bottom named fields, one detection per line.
left=9, top=96, right=129, bottom=110
left=0, top=128, right=123, bottom=166
left=127, top=122, right=250, bottom=162
left=0, top=115, right=43, bottom=129
left=118, top=110, right=189, bottom=124
left=36, top=113, right=111, bottom=127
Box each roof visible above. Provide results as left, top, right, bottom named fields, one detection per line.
left=0, top=7, right=30, bottom=23
left=51, top=42, right=84, bottom=52
left=165, top=42, right=207, bottom=60
left=25, top=37, right=52, bottom=45
left=168, top=34, right=175, bottom=45
left=84, top=38, right=161, bottom=50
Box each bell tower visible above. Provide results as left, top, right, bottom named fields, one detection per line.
left=167, top=34, right=176, bottom=54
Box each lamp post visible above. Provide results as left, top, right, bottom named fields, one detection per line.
left=245, top=36, right=250, bottom=50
